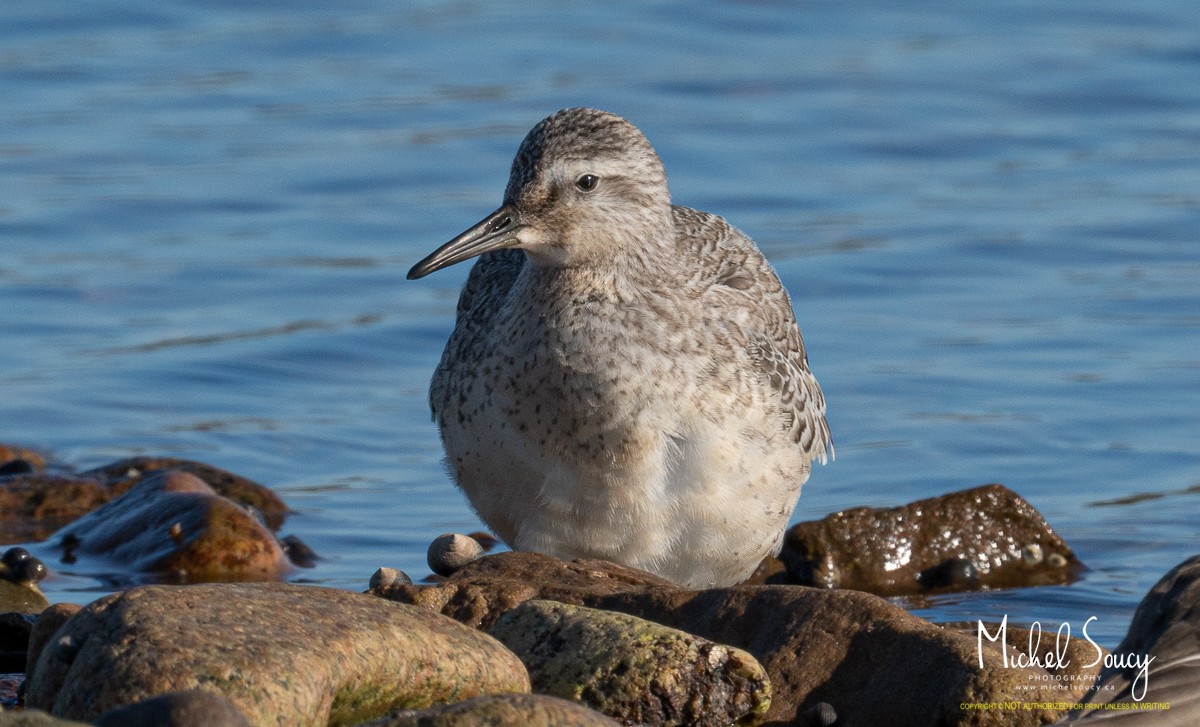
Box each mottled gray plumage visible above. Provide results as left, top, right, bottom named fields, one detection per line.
left=408, top=108, right=831, bottom=587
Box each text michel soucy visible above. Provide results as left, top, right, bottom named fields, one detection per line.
left=978, top=616, right=1154, bottom=701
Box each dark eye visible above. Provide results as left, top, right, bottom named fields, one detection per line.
left=575, top=174, right=599, bottom=192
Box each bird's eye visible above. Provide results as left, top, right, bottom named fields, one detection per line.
left=575, top=174, right=599, bottom=192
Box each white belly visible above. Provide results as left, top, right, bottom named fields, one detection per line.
left=439, top=382, right=806, bottom=588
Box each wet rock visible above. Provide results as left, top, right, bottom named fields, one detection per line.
left=0, top=455, right=289, bottom=548
left=2, top=549, right=48, bottom=587
left=92, top=690, right=252, bottom=727
left=490, top=600, right=770, bottom=726
left=0, top=475, right=112, bottom=545
left=279, top=534, right=318, bottom=568
left=80, top=457, right=289, bottom=530
left=380, top=551, right=1098, bottom=726
left=25, top=582, right=529, bottom=725
left=363, top=693, right=621, bottom=727
left=1063, top=554, right=1200, bottom=724
left=427, top=533, right=484, bottom=577
left=778, top=483, right=1083, bottom=595
left=50, top=471, right=289, bottom=583
left=0, top=444, right=47, bottom=474
left=0, top=548, right=49, bottom=615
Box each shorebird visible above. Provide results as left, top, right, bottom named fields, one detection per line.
left=408, top=108, right=831, bottom=588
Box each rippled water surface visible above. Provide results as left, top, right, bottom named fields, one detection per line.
left=2, top=1, right=1198, bottom=647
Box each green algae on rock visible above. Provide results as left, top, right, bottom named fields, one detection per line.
left=489, top=600, right=770, bottom=727
left=378, top=550, right=1101, bottom=726
left=25, top=582, right=529, bottom=726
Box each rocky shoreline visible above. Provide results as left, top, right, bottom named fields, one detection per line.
left=1, top=444, right=1195, bottom=726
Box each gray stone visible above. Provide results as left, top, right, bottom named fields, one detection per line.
left=92, top=690, right=252, bottom=727
left=1063, top=554, right=1200, bottom=724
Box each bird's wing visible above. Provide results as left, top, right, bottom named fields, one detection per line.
left=673, top=205, right=833, bottom=464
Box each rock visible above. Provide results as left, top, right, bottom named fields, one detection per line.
left=427, top=534, right=484, bottom=577
left=0, top=710, right=91, bottom=726
left=778, top=483, right=1083, bottom=595
left=368, top=567, right=413, bottom=594
left=0, top=475, right=112, bottom=545
left=0, top=444, right=47, bottom=474
left=1063, top=554, right=1200, bottom=724
left=25, top=582, right=529, bottom=725
left=0, top=461, right=37, bottom=478
left=391, top=551, right=676, bottom=629
left=25, top=603, right=82, bottom=684
left=0, top=456, right=289, bottom=547
left=80, top=457, right=289, bottom=530
left=363, top=693, right=621, bottom=727
left=740, top=555, right=788, bottom=585
left=0, top=584, right=48, bottom=619
left=490, top=600, right=770, bottom=726
left=50, top=471, right=290, bottom=584
left=92, top=690, right=252, bottom=727
left=2, top=548, right=48, bottom=587
left=0, top=548, right=49, bottom=615
left=380, top=551, right=1100, bottom=726
left=0, top=612, right=36, bottom=673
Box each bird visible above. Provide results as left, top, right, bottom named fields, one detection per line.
left=407, top=108, right=831, bottom=588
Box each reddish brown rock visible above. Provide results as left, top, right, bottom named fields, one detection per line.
left=380, top=551, right=1100, bottom=726
left=778, top=483, right=1083, bottom=595
left=1, top=455, right=289, bottom=546
left=81, top=457, right=289, bottom=530
left=0, top=443, right=48, bottom=473
left=0, top=475, right=111, bottom=545
left=52, top=471, right=289, bottom=583
left=25, top=582, right=529, bottom=726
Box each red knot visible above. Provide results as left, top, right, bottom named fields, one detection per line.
left=408, top=108, right=832, bottom=587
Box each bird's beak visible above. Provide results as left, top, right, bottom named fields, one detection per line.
left=407, top=205, right=524, bottom=280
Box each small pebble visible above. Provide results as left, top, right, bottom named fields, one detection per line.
left=427, top=532, right=484, bottom=576
left=369, top=567, right=412, bottom=592
left=803, top=701, right=838, bottom=726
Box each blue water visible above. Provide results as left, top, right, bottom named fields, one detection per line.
left=2, top=1, right=1198, bottom=648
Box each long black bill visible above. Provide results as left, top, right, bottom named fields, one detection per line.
left=407, top=205, right=524, bottom=280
